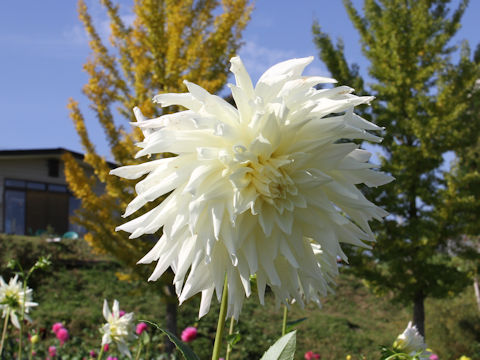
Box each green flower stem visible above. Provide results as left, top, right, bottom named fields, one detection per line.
left=211, top=276, right=228, bottom=360
left=97, top=345, right=105, bottom=360
left=134, top=337, right=143, bottom=360
left=282, top=305, right=288, bottom=336
left=225, top=316, right=235, bottom=360
left=145, top=338, right=151, bottom=360
left=385, top=353, right=409, bottom=360
left=0, top=312, right=10, bottom=356
left=18, top=280, right=28, bottom=360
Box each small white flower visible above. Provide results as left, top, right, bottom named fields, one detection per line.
left=394, top=321, right=431, bottom=359
left=100, top=299, right=136, bottom=358
left=112, top=56, right=393, bottom=319
left=0, top=275, right=37, bottom=329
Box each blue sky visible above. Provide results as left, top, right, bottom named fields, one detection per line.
left=1, top=1, right=479, bottom=160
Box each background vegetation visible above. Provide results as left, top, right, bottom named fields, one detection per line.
left=1, top=235, right=478, bottom=359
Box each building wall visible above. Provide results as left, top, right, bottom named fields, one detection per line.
left=0, top=155, right=97, bottom=233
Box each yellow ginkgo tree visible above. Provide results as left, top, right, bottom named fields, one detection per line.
left=64, top=0, right=251, bottom=348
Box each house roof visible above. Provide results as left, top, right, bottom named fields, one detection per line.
left=0, top=147, right=117, bottom=167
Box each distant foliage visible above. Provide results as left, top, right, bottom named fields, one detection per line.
left=313, top=0, right=480, bottom=336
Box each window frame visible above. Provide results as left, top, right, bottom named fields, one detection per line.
left=3, top=178, right=73, bottom=235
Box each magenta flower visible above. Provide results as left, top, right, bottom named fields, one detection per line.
left=103, top=343, right=109, bottom=352
left=305, top=350, right=321, bottom=360
left=52, top=322, right=63, bottom=334
left=89, top=350, right=97, bottom=358
left=48, top=345, right=57, bottom=357
left=56, top=327, right=69, bottom=345
left=136, top=322, right=148, bottom=335
left=106, top=357, right=118, bottom=360
left=119, top=310, right=126, bottom=317
left=181, top=327, right=198, bottom=342
left=429, top=355, right=439, bottom=360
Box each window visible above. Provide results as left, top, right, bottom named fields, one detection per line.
left=27, top=182, right=46, bottom=191
left=4, top=179, right=72, bottom=235
left=5, top=179, right=26, bottom=188
left=48, top=184, right=67, bottom=193
left=4, top=190, right=26, bottom=235
left=68, top=196, right=85, bottom=234
left=48, top=158, right=59, bottom=177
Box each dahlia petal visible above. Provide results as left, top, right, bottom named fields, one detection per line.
left=103, top=299, right=110, bottom=320
left=116, top=194, right=175, bottom=236
left=279, top=76, right=336, bottom=99
left=256, top=269, right=267, bottom=305
left=10, top=312, right=20, bottom=329
left=152, top=93, right=202, bottom=112
left=344, top=107, right=382, bottom=130
left=228, top=84, right=252, bottom=124
left=101, top=333, right=110, bottom=346
left=124, top=172, right=183, bottom=217
left=199, top=287, right=214, bottom=318
left=147, top=239, right=181, bottom=281
left=112, top=299, right=119, bottom=317
left=109, top=158, right=168, bottom=179
left=135, top=129, right=218, bottom=157
left=257, top=56, right=314, bottom=86
left=230, top=56, right=255, bottom=99
left=133, top=110, right=200, bottom=131
left=134, top=155, right=194, bottom=194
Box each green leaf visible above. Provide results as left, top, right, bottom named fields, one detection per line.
left=260, top=330, right=296, bottom=360
left=141, top=320, right=200, bottom=360
left=285, top=317, right=307, bottom=333
left=226, top=332, right=241, bottom=347
left=141, top=332, right=151, bottom=345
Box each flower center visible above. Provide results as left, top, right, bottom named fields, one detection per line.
left=230, top=146, right=297, bottom=213
left=247, top=155, right=296, bottom=204
left=2, top=291, right=21, bottom=309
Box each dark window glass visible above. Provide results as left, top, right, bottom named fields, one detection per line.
left=68, top=196, right=85, bottom=234
left=5, top=190, right=26, bottom=234
left=5, top=179, right=26, bottom=188
left=48, top=184, right=67, bottom=193
left=27, top=182, right=46, bottom=191
left=48, top=158, right=60, bottom=177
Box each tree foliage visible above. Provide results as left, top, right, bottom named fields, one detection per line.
left=64, top=0, right=251, bottom=283
left=441, top=71, right=480, bottom=312
left=313, top=0, right=480, bottom=336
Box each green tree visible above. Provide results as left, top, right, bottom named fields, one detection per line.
left=442, top=65, right=480, bottom=312
left=313, top=0, right=480, bottom=337
left=64, top=0, right=251, bottom=348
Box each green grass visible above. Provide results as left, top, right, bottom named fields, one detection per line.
left=1, top=234, right=479, bottom=359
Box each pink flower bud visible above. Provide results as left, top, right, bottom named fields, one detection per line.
left=181, top=326, right=198, bottom=342
left=103, top=343, right=109, bottom=352
left=119, top=310, right=126, bottom=317
left=136, top=322, right=148, bottom=335
left=52, top=323, right=63, bottom=334
left=89, top=350, right=97, bottom=358
left=56, top=327, right=69, bottom=346
left=304, top=351, right=321, bottom=360
left=49, top=345, right=57, bottom=357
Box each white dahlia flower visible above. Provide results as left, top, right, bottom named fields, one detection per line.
left=0, top=275, right=37, bottom=328
left=394, top=321, right=431, bottom=359
left=111, top=56, right=393, bottom=319
left=101, top=299, right=135, bottom=358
